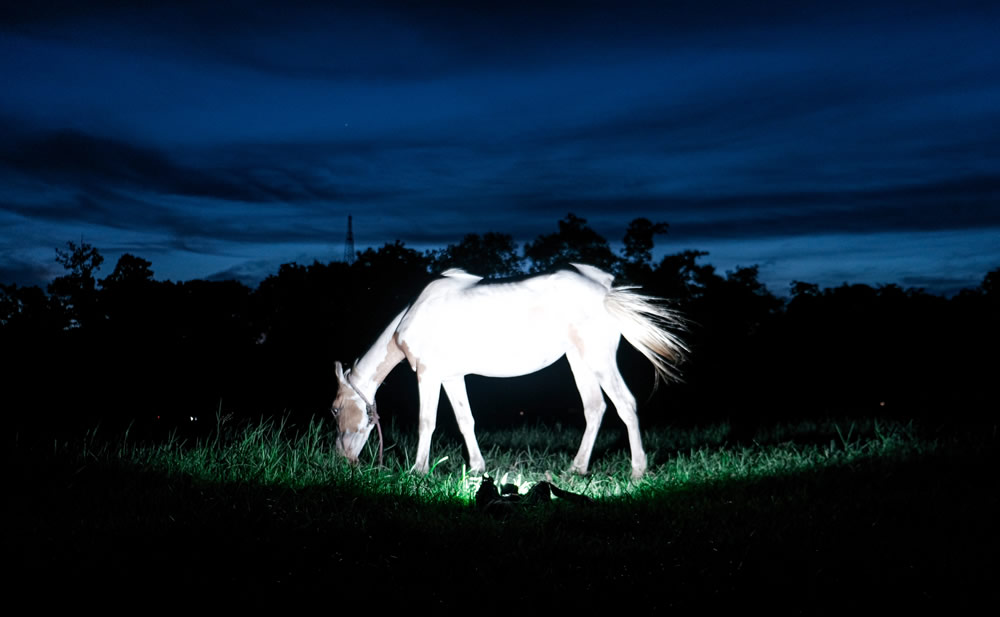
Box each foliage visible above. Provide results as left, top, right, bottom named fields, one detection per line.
left=0, top=283, right=56, bottom=332
left=618, top=217, right=670, bottom=285
left=621, top=218, right=670, bottom=265
left=427, top=232, right=523, bottom=278
left=100, top=253, right=154, bottom=289
left=523, top=213, right=618, bottom=273
left=53, top=239, right=105, bottom=280
left=47, top=240, right=104, bottom=329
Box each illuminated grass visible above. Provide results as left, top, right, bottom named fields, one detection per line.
left=11, top=415, right=994, bottom=607
left=50, top=414, right=941, bottom=502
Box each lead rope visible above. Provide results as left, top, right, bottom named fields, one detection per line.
left=347, top=372, right=383, bottom=467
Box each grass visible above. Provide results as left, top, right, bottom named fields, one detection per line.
left=9, top=414, right=997, bottom=609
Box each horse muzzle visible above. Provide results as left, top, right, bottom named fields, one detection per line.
left=336, top=429, right=371, bottom=463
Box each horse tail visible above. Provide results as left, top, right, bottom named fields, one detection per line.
left=603, top=286, right=688, bottom=388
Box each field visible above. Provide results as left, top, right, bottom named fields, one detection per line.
left=9, top=414, right=997, bottom=610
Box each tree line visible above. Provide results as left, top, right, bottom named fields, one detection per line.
left=3, top=214, right=997, bottom=435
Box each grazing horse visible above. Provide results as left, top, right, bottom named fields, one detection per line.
left=332, top=263, right=686, bottom=479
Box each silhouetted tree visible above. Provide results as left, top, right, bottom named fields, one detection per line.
left=718, top=265, right=783, bottom=333
left=356, top=240, right=431, bottom=278
left=354, top=240, right=435, bottom=327
left=98, top=253, right=166, bottom=340
left=253, top=260, right=348, bottom=347
left=523, top=213, right=617, bottom=273
left=622, top=218, right=669, bottom=265
left=0, top=284, right=21, bottom=329
left=982, top=267, right=998, bottom=297
left=428, top=232, right=524, bottom=278
left=48, top=241, right=104, bottom=330
left=618, top=218, right=669, bottom=285
left=789, top=280, right=820, bottom=299
left=4, top=223, right=996, bottom=431
left=100, top=253, right=154, bottom=289
left=0, top=283, right=57, bottom=334
left=649, top=250, right=718, bottom=305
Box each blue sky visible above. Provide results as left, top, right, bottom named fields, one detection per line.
left=1, top=1, right=998, bottom=295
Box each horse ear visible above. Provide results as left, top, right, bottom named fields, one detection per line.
left=335, top=361, right=345, bottom=381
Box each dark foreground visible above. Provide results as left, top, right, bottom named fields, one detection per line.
left=8, top=425, right=998, bottom=612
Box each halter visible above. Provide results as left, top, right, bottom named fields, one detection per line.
left=345, top=368, right=384, bottom=467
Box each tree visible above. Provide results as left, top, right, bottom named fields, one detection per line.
left=1, top=283, right=56, bottom=333
left=619, top=217, right=669, bottom=284
left=789, top=280, right=821, bottom=299
left=982, top=267, right=998, bottom=297
left=355, top=240, right=432, bottom=280
left=523, top=213, right=617, bottom=273
left=355, top=240, right=435, bottom=316
left=53, top=240, right=104, bottom=281
left=428, top=232, right=524, bottom=278
left=622, top=218, right=669, bottom=265
left=99, top=254, right=162, bottom=335
left=718, top=265, right=784, bottom=334
left=48, top=241, right=104, bottom=329
left=100, top=253, right=154, bottom=290
left=651, top=250, right=717, bottom=304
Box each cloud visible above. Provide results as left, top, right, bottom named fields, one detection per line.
left=0, top=252, right=57, bottom=288
left=0, top=129, right=390, bottom=205
left=666, top=175, right=1000, bottom=239
left=203, top=258, right=281, bottom=286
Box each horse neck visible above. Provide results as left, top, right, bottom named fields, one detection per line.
left=352, top=308, right=408, bottom=399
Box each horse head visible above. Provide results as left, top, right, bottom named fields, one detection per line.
left=332, top=360, right=377, bottom=463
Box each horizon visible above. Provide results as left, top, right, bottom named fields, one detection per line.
left=8, top=221, right=996, bottom=299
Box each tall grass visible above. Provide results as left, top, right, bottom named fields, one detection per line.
left=45, top=414, right=943, bottom=504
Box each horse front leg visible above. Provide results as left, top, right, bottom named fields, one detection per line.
left=442, top=377, right=485, bottom=474
left=411, top=380, right=442, bottom=474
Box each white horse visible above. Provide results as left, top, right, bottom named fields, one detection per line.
left=332, top=263, right=686, bottom=479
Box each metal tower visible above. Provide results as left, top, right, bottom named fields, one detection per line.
left=343, top=215, right=356, bottom=265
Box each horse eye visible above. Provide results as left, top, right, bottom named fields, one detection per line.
left=331, top=406, right=340, bottom=417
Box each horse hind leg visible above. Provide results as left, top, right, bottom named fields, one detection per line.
left=597, top=364, right=647, bottom=479
left=566, top=349, right=607, bottom=476
left=442, top=377, right=486, bottom=474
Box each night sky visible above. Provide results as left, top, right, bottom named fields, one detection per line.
left=2, top=1, right=998, bottom=296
